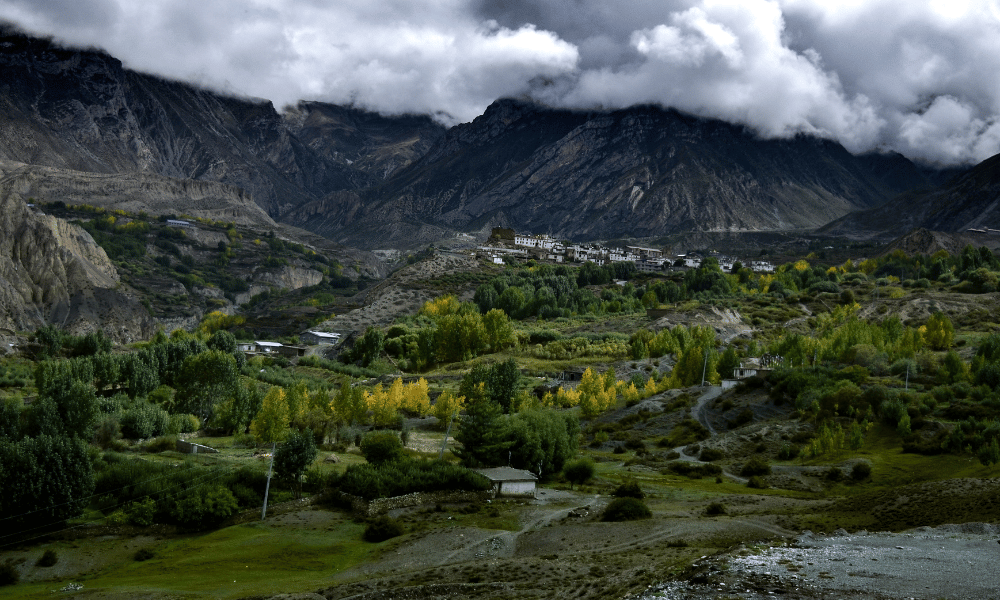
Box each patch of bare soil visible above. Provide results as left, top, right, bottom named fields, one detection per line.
left=649, top=306, right=753, bottom=343
left=310, top=489, right=802, bottom=600
left=316, top=252, right=487, bottom=336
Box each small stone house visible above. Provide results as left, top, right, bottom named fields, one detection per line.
left=473, top=467, right=538, bottom=498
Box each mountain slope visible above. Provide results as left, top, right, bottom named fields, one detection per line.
left=283, top=99, right=943, bottom=248
left=821, top=153, right=1000, bottom=241
left=0, top=27, right=444, bottom=220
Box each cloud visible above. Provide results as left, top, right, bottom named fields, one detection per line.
left=1, top=0, right=1000, bottom=164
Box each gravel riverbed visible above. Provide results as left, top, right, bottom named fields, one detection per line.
left=640, top=523, right=1000, bottom=600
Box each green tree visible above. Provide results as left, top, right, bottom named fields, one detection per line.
left=563, top=457, right=595, bottom=489
left=507, top=409, right=579, bottom=480
left=360, top=430, right=404, bottom=465
left=0, top=435, right=95, bottom=533
left=274, top=430, right=318, bottom=499
left=175, top=351, right=240, bottom=420
left=454, top=397, right=509, bottom=467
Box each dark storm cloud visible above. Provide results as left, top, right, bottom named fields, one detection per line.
left=2, top=0, right=1000, bottom=165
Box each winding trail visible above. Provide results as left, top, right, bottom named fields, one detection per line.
left=671, top=385, right=748, bottom=483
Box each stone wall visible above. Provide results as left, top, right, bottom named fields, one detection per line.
left=341, top=489, right=496, bottom=517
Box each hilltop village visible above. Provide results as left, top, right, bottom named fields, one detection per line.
left=477, top=228, right=776, bottom=273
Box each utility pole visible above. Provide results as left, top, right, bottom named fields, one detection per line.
left=700, top=348, right=709, bottom=387
left=439, top=409, right=458, bottom=460
left=261, top=442, right=275, bottom=521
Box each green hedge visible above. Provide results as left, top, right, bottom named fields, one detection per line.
left=332, top=459, right=491, bottom=500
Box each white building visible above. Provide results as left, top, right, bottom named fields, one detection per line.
left=473, top=467, right=538, bottom=498
left=300, top=331, right=342, bottom=346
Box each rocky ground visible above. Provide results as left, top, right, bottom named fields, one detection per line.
left=643, top=523, right=1000, bottom=600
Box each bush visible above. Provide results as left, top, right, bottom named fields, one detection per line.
left=851, top=462, right=872, bottom=481
left=171, top=413, right=200, bottom=434
left=363, top=515, right=404, bottom=542
left=698, top=447, right=725, bottom=461
left=144, top=436, right=177, bottom=453
left=663, top=461, right=722, bottom=478
left=705, top=502, right=726, bottom=516
left=36, top=549, right=58, bottom=567
left=740, top=456, right=771, bottom=477
left=746, top=476, right=767, bottom=489
left=0, top=561, right=19, bottom=586
left=134, top=548, right=156, bottom=561
left=601, top=497, right=652, bottom=521
left=171, top=486, right=239, bottom=530
left=777, top=444, right=800, bottom=460
left=360, top=430, right=404, bottom=466
left=563, top=458, right=596, bottom=489
left=120, top=403, right=170, bottom=439
left=612, top=479, right=645, bottom=499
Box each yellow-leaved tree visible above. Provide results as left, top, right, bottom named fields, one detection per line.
left=433, top=391, right=465, bottom=426
left=403, top=378, right=431, bottom=416
left=250, top=387, right=289, bottom=444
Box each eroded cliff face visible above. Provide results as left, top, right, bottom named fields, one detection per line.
left=0, top=189, right=154, bottom=341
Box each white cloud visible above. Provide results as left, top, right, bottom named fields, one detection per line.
left=2, top=0, right=1000, bottom=164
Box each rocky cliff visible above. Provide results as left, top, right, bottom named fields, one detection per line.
left=0, top=183, right=154, bottom=341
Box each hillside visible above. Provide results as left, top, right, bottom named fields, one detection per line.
left=821, top=152, right=1000, bottom=241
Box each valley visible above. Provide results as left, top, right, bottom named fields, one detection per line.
left=2, top=24, right=1000, bottom=600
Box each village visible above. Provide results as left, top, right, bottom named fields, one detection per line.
left=476, top=228, right=776, bottom=273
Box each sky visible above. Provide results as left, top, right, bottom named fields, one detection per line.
left=2, top=0, right=1000, bottom=166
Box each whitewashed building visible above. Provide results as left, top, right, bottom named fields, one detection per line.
left=473, top=467, right=538, bottom=498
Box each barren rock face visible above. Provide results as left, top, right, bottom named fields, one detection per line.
left=0, top=187, right=154, bottom=341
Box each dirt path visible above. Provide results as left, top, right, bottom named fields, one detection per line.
left=692, top=385, right=722, bottom=435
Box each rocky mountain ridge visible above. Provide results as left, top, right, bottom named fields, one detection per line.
left=285, top=99, right=950, bottom=248
left=820, top=153, right=1000, bottom=242
left=1, top=26, right=956, bottom=253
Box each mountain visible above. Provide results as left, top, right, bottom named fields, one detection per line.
left=0, top=26, right=953, bottom=253
left=820, top=153, right=1000, bottom=241
left=282, top=99, right=946, bottom=248
left=0, top=26, right=445, bottom=220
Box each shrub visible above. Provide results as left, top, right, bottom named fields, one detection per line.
left=705, top=502, right=726, bottom=516
left=563, top=458, right=596, bottom=489
left=120, top=403, right=170, bottom=439
left=698, top=447, right=725, bottom=461
left=363, top=515, right=404, bottom=542
left=777, top=444, right=800, bottom=460
left=171, top=486, right=239, bottom=530
left=740, top=456, right=771, bottom=477
left=0, top=561, right=18, bottom=586
left=746, top=476, right=767, bottom=489
left=611, top=479, right=645, bottom=499
left=360, top=430, right=403, bottom=466
left=851, top=462, right=872, bottom=481
left=134, top=548, right=155, bottom=561
left=601, top=497, right=652, bottom=521
left=36, top=549, right=58, bottom=567
left=663, top=461, right=722, bottom=478
left=144, top=436, right=177, bottom=453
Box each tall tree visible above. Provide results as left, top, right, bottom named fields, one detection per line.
left=454, top=394, right=510, bottom=468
